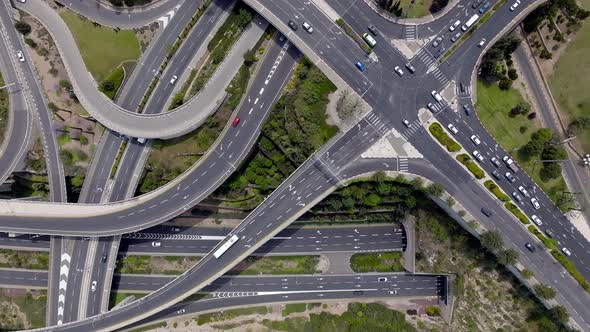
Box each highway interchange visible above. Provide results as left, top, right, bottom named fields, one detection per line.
left=0, top=0, right=588, bottom=330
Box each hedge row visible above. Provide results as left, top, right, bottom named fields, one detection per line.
left=484, top=180, right=510, bottom=202
left=504, top=202, right=530, bottom=224
left=429, top=123, right=461, bottom=152
left=527, top=225, right=557, bottom=250
left=456, top=154, right=485, bottom=179
left=551, top=250, right=590, bottom=293
left=335, top=18, right=372, bottom=54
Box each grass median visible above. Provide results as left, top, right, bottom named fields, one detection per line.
left=99, top=65, right=125, bottom=100
left=456, top=154, right=485, bottom=179
left=429, top=122, right=461, bottom=152
left=350, top=251, right=404, bottom=273
left=527, top=225, right=557, bottom=250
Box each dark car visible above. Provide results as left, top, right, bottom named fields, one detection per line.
left=481, top=207, right=493, bottom=217
left=525, top=242, right=536, bottom=252
left=368, top=24, right=378, bottom=36
left=472, top=0, right=484, bottom=8
left=463, top=104, right=472, bottom=115
left=101, top=253, right=108, bottom=263
left=405, top=63, right=416, bottom=74
left=434, top=47, right=445, bottom=58
left=353, top=291, right=364, bottom=296
left=288, top=20, right=298, bottom=31
left=545, top=229, right=554, bottom=238
left=492, top=170, right=502, bottom=180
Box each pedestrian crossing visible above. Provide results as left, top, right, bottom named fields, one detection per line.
left=415, top=49, right=435, bottom=68
left=456, top=83, right=471, bottom=97
left=398, top=158, right=409, bottom=172
left=428, top=101, right=448, bottom=114
left=405, top=26, right=417, bottom=40
left=365, top=112, right=390, bottom=136
left=431, top=67, right=449, bottom=86
left=400, top=119, right=422, bottom=140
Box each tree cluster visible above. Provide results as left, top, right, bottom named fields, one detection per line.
left=480, top=36, right=521, bottom=89
left=429, top=0, right=450, bottom=14
left=108, top=0, right=153, bottom=7
left=480, top=230, right=519, bottom=266
left=567, top=116, right=590, bottom=136
left=14, top=21, right=31, bottom=35
left=519, top=128, right=567, bottom=180
left=524, top=0, right=590, bottom=33
left=375, top=0, right=404, bottom=16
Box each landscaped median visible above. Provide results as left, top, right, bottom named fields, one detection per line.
left=484, top=180, right=510, bottom=202
left=527, top=225, right=557, bottom=250
left=335, top=18, right=372, bottom=54
left=504, top=202, right=530, bottom=224
left=551, top=250, right=590, bottom=293
left=456, top=154, right=485, bottom=179
left=429, top=123, right=461, bottom=152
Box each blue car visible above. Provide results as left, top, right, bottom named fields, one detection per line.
left=479, top=2, right=491, bottom=13
left=355, top=61, right=366, bottom=72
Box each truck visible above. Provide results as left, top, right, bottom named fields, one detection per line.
left=503, top=156, right=519, bottom=173
left=462, top=14, right=480, bottom=31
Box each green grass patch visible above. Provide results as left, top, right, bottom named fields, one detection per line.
left=429, top=122, right=461, bottom=152
left=196, top=306, right=268, bottom=325
left=125, top=322, right=166, bottom=332
left=504, top=202, right=530, bottom=224
left=108, top=292, right=146, bottom=309
left=350, top=251, right=404, bottom=272
left=550, top=250, right=590, bottom=293
left=231, top=256, right=320, bottom=275
left=0, top=249, right=49, bottom=269
left=99, top=65, right=125, bottom=100
left=57, top=132, right=71, bottom=146
left=60, top=10, right=140, bottom=81
left=282, top=303, right=307, bottom=316
left=456, top=154, right=485, bottom=179
left=476, top=80, right=568, bottom=206
left=0, top=73, right=8, bottom=146
left=527, top=225, right=557, bottom=250
left=549, top=18, right=590, bottom=152
left=484, top=180, right=510, bottom=202
left=114, top=255, right=151, bottom=274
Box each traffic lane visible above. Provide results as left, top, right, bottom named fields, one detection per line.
left=59, top=0, right=185, bottom=29
left=0, top=233, right=50, bottom=250
left=87, top=238, right=114, bottom=317
left=408, top=148, right=590, bottom=328
left=62, top=239, right=90, bottom=323
left=47, top=237, right=62, bottom=326
left=0, top=268, right=47, bottom=288
left=79, top=131, right=122, bottom=203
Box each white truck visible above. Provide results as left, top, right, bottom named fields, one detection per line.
left=462, top=14, right=480, bottom=31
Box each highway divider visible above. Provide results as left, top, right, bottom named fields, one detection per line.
left=335, top=18, right=372, bottom=55
left=428, top=123, right=461, bottom=152
left=504, top=202, right=530, bottom=224
left=551, top=250, right=590, bottom=293
left=456, top=154, right=485, bottom=179
left=484, top=180, right=510, bottom=202
left=527, top=225, right=557, bottom=250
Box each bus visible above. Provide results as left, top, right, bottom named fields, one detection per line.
left=362, top=33, right=377, bottom=47
left=213, top=234, right=240, bottom=258
left=461, top=14, right=479, bottom=31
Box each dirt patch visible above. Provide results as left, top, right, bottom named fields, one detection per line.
left=134, top=22, right=159, bottom=52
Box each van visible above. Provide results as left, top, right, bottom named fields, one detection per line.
left=449, top=20, right=461, bottom=31
left=362, top=33, right=377, bottom=47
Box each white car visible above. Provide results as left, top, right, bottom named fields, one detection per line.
left=394, top=66, right=404, bottom=76
left=378, top=277, right=388, bottom=282
left=531, top=215, right=542, bottom=226
left=388, top=290, right=397, bottom=294
left=562, top=247, right=571, bottom=256
left=531, top=197, right=540, bottom=209
left=402, top=119, right=411, bottom=127
left=478, top=38, right=486, bottom=48
left=91, top=280, right=97, bottom=292
left=472, top=150, right=484, bottom=162
left=470, top=135, right=481, bottom=145
left=449, top=20, right=461, bottom=32
left=302, top=21, right=313, bottom=33
left=447, top=123, right=458, bottom=135
left=431, top=90, right=443, bottom=102
left=518, top=185, right=530, bottom=197
left=177, top=309, right=186, bottom=314
left=510, top=1, right=519, bottom=11
left=169, top=75, right=178, bottom=85
left=151, top=241, right=161, bottom=247
left=16, top=50, right=25, bottom=62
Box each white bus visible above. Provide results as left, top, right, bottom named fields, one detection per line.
left=461, top=14, right=480, bottom=31
left=213, top=234, right=240, bottom=258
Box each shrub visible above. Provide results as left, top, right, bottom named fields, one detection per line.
left=534, top=284, right=556, bottom=299
left=484, top=180, right=510, bottom=202
left=79, top=135, right=89, bottom=145
left=456, top=154, right=485, bottom=179
left=504, top=202, right=529, bottom=224
left=498, top=79, right=512, bottom=90
left=527, top=225, right=557, bottom=249
left=425, top=306, right=442, bottom=316
left=25, top=38, right=37, bottom=48
left=507, top=68, right=518, bottom=80
left=14, top=21, right=31, bottom=35
left=429, top=123, right=461, bottom=152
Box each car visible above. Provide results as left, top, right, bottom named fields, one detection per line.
left=363, top=33, right=377, bottom=47
left=16, top=0, right=26, bottom=3
left=434, top=47, right=446, bottom=59
left=171, top=227, right=181, bottom=232
left=355, top=61, right=366, bottom=72
left=232, top=117, right=240, bottom=127
left=447, top=123, right=458, bottom=135
left=405, top=63, right=416, bottom=73
left=518, top=186, right=530, bottom=197
left=101, top=253, right=108, bottom=263
left=460, top=82, right=466, bottom=94
left=177, top=309, right=186, bottom=314
left=302, top=21, right=313, bottom=33
left=353, top=291, right=364, bottom=296
left=478, top=38, right=486, bottom=48
left=378, top=277, right=388, bottom=282
left=531, top=197, right=540, bottom=209
left=510, top=1, right=519, bottom=11
left=450, top=31, right=462, bottom=43
left=288, top=20, right=298, bottom=31
left=545, top=229, right=554, bottom=238
left=278, top=34, right=285, bottom=42
left=491, top=157, right=501, bottom=167
left=503, top=156, right=514, bottom=165
left=388, top=290, right=397, bottom=294
left=463, top=104, right=472, bottom=115
left=479, top=2, right=491, bottom=13
left=16, top=50, right=25, bottom=62
left=431, top=90, right=443, bottom=102
left=481, top=207, right=493, bottom=217
left=136, top=137, right=146, bottom=144
left=449, top=20, right=461, bottom=31
left=470, top=135, right=481, bottom=145
left=473, top=150, right=484, bottom=162
left=91, top=281, right=97, bottom=292
left=427, top=103, right=436, bottom=112
left=82, top=237, right=91, bottom=241
left=562, top=247, right=571, bottom=256
left=151, top=241, right=161, bottom=247
left=402, top=119, right=411, bottom=127
left=492, top=170, right=502, bottom=180
left=505, top=172, right=516, bottom=183
left=368, top=24, right=378, bottom=36
left=525, top=242, right=536, bottom=252
left=432, top=35, right=444, bottom=47
left=472, top=0, right=484, bottom=8
left=169, top=75, right=178, bottom=85
left=512, top=192, right=524, bottom=203
left=531, top=215, right=543, bottom=226
left=394, top=66, right=404, bottom=76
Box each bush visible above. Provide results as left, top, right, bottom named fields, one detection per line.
left=425, top=183, right=444, bottom=197
left=79, top=135, right=89, bottom=145
left=480, top=230, right=504, bottom=253
left=505, top=202, right=529, bottom=224
left=521, top=269, right=534, bottom=279
left=498, top=79, right=512, bottom=90
left=14, top=21, right=31, bottom=35
left=507, top=68, right=518, bottom=80
left=527, top=225, right=557, bottom=249
left=456, top=154, right=485, bottom=179
left=484, top=180, right=510, bottom=202
left=429, top=123, right=461, bottom=152
left=534, top=284, right=556, bottom=299
left=25, top=38, right=37, bottom=48
left=425, top=306, right=442, bottom=316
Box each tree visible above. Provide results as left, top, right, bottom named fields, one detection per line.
left=425, top=183, right=444, bottom=197
left=528, top=112, right=537, bottom=119
left=541, top=145, right=567, bottom=161
left=567, top=116, right=590, bottom=136
left=508, top=68, right=518, bottom=80
left=480, top=230, right=504, bottom=253
left=14, top=21, right=31, bottom=35
left=498, top=79, right=512, bottom=90
left=101, top=81, right=115, bottom=91
left=497, top=249, right=518, bottom=266
left=534, top=284, right=556, bottom=299
left=238, top=9, right=253, bottom=28
left=549, top=305, right=569, bottom=324
left=510, top=105, right=522, bottom=116
left=243, top=49, right=256, bottom=66
left=540, top=162, right=562, bottom=181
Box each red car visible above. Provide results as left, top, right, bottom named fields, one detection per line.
left=232, top=117, right=240, bottom=127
